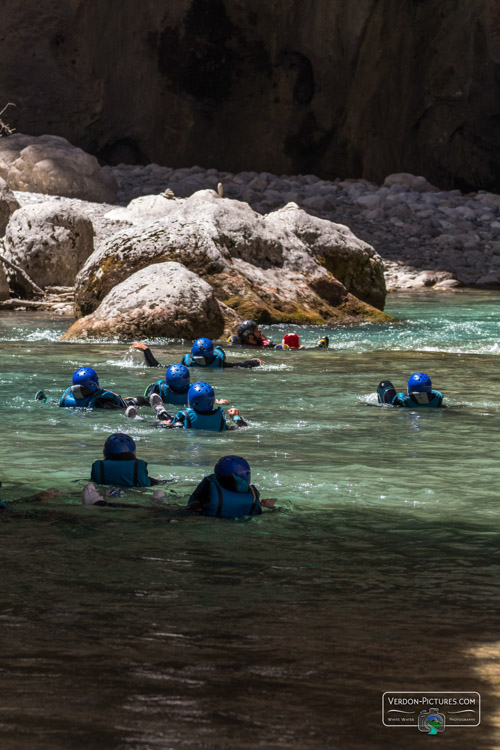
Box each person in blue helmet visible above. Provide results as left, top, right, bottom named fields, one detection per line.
left=144, top=362, right=228, bottom=409
left=56, top=366, right=152, bottom=415
left=155, top=381, right=247, bottom=431
left=90, top=433, right=159, bottom=487
left=130, top=338, right=262, bottom=369
left=59, top=366, right=128, bottom=409
left=377, top=372, right=444, bottom=408
left=187, top=455, right=276, bottom=518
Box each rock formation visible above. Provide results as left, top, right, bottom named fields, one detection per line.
left=0, top=134, right=117, bottom=202
left=72, top=189, right=388, bottom=332
left=0, top=1, right=499, bottom=191
left=61, top=261, right=225, bottom=340
left=0, top=176, right=19, bottom=235
left=3, top=202, right=94, bottom=296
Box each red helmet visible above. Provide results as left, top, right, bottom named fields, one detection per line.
left=282, top=333, right=300, bottom=349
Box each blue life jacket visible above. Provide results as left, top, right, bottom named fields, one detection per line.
left=189, top=474, right=261, bottom=519
left=181, top=347, right=225, bottom=369
left=59, top=385, right=124, bottom=409
left=90, top=458, right=152, bottom=487
left=145, top=380, right=188, bottom=407
left=176, top=406, right=227, bottom=431
left=393, top=390, right=444, bottom=408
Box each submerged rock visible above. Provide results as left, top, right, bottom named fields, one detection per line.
left=3, top=202, right=94, bottom=296
left=74, top=189, right=387, bottom=327
left=0, top=134, right=117, bottom=203
left=61, top=261, right=225, bottom=341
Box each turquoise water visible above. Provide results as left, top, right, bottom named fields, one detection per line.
left=1, top=291, right=500, bottom=748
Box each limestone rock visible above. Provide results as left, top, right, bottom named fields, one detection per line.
left=61, top=261, right=225, bottom=341
left=0, top=176, right=19, bottom=235
left=0, top=134, right=117, bottom=203
left=0, top=262, right=9, bottom=300
left=3, top=202, right=94, bottom=296
left=74, top=190, right=388, bottom=326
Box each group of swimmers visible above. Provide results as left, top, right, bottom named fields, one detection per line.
left=32, top=318, right=445, bottom=519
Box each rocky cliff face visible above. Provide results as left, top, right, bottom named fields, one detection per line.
left=1, top=0, right=499, bottom=191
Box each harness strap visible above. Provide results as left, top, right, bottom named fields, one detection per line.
left=99, top=460, right=106, bottom=484
left=215, top=481, right=224, bottom=518
left=249, top=485, right=258, bottom=515
left=219, top=411, right=225, bottom=432
left=134, top=459, right=139, bottom=485
left=185, top=410, right=192, bottom=428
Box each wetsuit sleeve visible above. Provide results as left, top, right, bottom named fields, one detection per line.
left=223, top=359, right=261, bottom=368
left=143, top=347, right=162, bottom=368
left=157, top=412, right=186, bottom=429
left=124, top=395, right=151, bottom=407
left=391, top=395, right=405, bottom=408
left=230, top=414, right=247, bottom=428
left=187, top=477, right=212, bottom=511
left=93, top=393, right=128, bottom=409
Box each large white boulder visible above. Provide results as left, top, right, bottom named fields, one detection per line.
left=75, top=189, right=388, bottom=326
left=0, top=134, right=117, bottom=203
left=61, top=261, right=225, bottom=341
left=3, top=202, right=94, bottom=296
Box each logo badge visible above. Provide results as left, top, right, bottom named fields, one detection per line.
left=418, top=709, right=446, bottom=734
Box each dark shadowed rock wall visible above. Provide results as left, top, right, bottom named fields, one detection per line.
left=1, top=0, right=499, bottom=191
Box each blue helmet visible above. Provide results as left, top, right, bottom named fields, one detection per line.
left=192, top=337, right=214, bottom=363
left=72, top=366, right=99, bottom=391
left=103, top=433, right=136, bottom=459
left=214, top=455, right=251, bottom=484
left=188, top=382, right=215, bottom=412
left=408, top=372, right=432, bottom=393
left=165, top=363, right=190, bottom=394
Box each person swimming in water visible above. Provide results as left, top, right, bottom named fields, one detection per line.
left=187, top=455, right=276, bottom=518
left=143, top=362, right=229, bottom=409
left=227, top=320, right=275, bottom=348
left=377, top=372, right=444, bottom=408
left=130, top=338, right=262, bottom=369
left=274, top=332, right=329, bottom=349
left=153, top=382, right=248, bottom=431
left=90, top=432, right=160, bottom=487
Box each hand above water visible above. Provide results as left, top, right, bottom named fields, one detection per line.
left=130, top=342, right=148, bottom=351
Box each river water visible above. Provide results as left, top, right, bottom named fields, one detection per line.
left=1, top=291, right=500, bottom=749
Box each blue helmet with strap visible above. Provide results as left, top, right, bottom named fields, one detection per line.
left=72, top=366, right=99, bottom=391
left=214, top=455, right=251, bottom=484
left=408, top=372, right=432, bottom=393
left=166, top=363, right=190, bottom=393
left=188, top=382, right=214, bottom=412
left=104, top=433, right=136, bottom=459
left=192, top=338, right=214, bottom=363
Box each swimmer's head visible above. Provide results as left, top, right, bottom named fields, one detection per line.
left=188, top=382, right=215, bottom=413
left=214, top=455, right=251, bottom=491
left=191, top=338, right=214, bottom=364
left=282, top=333, right=300, bottom=349
left=166, top=363, right=190, bottom=394
left=104, top=433, right=136, bottom=459
left=72, top=366, right=99, bottom=391
left=408, top=372, right=432, bottom=393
